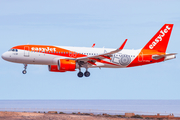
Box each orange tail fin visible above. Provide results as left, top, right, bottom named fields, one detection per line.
left=143, top=24, right=173, bottom=53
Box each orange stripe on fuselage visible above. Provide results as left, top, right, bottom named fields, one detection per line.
left=12, top=45, right=86, bottom=58
left=127, top=49, right=165, bottom=67
left=12, top=45, right=120, bottom=67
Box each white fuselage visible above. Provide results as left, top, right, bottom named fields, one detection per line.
left=2, top=46, right=141, bottom=68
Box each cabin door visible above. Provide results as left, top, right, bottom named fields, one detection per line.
left=24, top=46, right=30, bottom=57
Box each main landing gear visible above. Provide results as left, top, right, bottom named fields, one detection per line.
left=77, top=72, right=83, bottom=77
left=22, top=64, right=27, bottom=74
left=77, top=68, right=90, bottom=78
left=84, top=71, right=90, bottom=77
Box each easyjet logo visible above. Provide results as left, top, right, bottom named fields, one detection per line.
left=149, top=25, right=171, bottom=49
left=31, top=47, right=56, bottom=51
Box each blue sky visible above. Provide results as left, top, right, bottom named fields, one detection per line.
left=0, top=0, right=180, bottom=100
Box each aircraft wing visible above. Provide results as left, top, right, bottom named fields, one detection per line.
left=75, top=39, right=127, bottom=65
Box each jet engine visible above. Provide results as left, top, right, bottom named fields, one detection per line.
left=48, top=59, right=77, bottom=72
left=58, top=59, right=76, bottom=71
left=48, top=65, right=66, bottom=72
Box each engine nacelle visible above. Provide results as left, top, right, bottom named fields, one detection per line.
left=57, top=59, right=76, bottom=71
left=48, top=65, right=66, bottom=72
left=48, top=59, right=77, bottom=72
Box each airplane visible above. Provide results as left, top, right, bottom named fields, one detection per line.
left=1, top=24, right=176, bottom=78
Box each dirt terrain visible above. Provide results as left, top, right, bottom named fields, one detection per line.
left=0, top=111, right=145, bottom=120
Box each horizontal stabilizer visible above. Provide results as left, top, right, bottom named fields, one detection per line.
left=152, top=53, right=177, bottom=60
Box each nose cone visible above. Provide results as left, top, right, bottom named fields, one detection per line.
left=1, top=52, right=8, bottom=61
left=2, top=52, right=15, bottom=62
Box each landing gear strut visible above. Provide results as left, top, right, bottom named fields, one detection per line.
left=77, top=62, right=91, bottom=78
left=22, top=64, right=27, bottom=74
left=84, top=66, right=90, bottom=77
left=77, top=67, right=83, bottom=78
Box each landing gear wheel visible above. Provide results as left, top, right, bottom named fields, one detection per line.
left=84, top=71, right=90, bottom=77
left=77, top=72, right=83, bottom=78
left=22, top=70, right=27, bottom=74
left=22, top=64, right=28, bottom=74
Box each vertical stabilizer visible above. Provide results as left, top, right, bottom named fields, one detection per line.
left=143, top=24, right=173, bottom=53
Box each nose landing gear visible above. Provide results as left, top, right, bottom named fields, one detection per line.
left=22, top=64, right=27, bottom=74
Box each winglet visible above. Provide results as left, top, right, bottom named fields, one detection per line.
left=119, top=39, right=127, bottom=50
left=92, top=43, right=95, bottom=48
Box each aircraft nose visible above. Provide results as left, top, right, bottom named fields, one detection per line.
left=1, top=52, right=8, bottom=60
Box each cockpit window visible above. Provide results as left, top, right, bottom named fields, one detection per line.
left=8, top=49, right=18, bottom=52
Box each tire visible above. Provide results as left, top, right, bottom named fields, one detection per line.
left=22, top=70, right=27, bottom=74
left=77, top=72, right=83, bottom=78
left=84, top=71, right=90, bottom=77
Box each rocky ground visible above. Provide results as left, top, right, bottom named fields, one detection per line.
left=0, top=111, right=147, bottom=120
